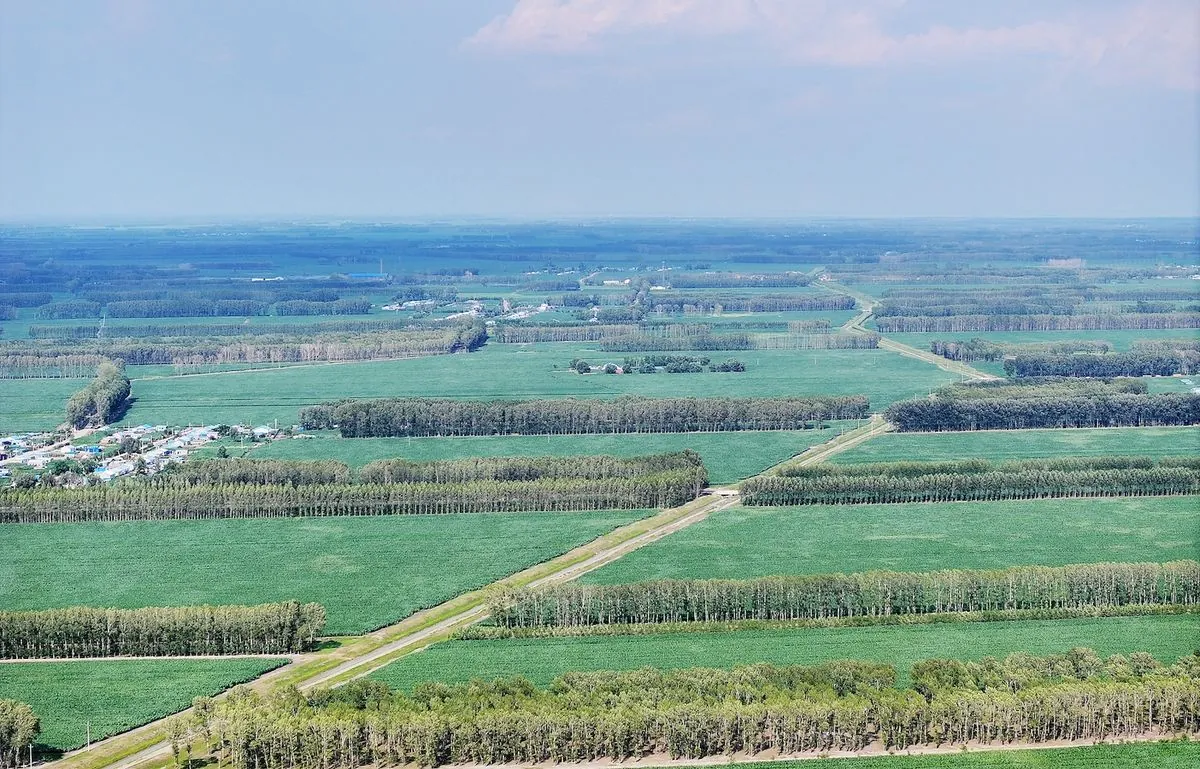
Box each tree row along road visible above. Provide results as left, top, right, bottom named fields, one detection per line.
left=49, top=492, right=743, bottom=769
left=820, top=280, right=999, bottom=382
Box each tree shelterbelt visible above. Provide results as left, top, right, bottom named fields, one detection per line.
left=929, top=339, right=1112, bottom=362
left=0, top=602, right=326, bottom=658
left=65, top=360, right=131, bottom=428
left=489, top=561, right=1199, bottom=628
left=357, top=452, right=705, bottom=486
left=875, top=312, right=1200, bottom=332
left=0, top=700, right=40, bottom=769
left=742, top=456, right=1200, bottom=505
left=1004, top=350, right=1200, bottom=377
left=884, top=393, right=1200, bottom=431
left=302, top=395, right=870, bottom=437
left=193, top=652, right=1200, bottom=768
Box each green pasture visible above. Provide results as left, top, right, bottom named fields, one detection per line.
left=0, top=378, right=85, bottom=433
left=0, top=510, right=648, bottom=635
left=0, top=658, right=285, bottom=752
left=832, top=426, right=1199, bottom=464
left=583, top=497, right=1199, bottom=584
left=246, top=426, right=862, bottom=485
left=372, top=614, right=1197, bottom=690
left=117, top=343, right=953, bottom=427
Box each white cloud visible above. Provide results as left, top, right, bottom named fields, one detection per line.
left=465, top=0, right=1200, bottom=90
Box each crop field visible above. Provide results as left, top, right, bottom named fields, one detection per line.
left=247, top=426, right=862, bottom=485
left=372, top=614, right=1197, bottom=690
left=582, top=497, right=1197, bottom=584
left=832, top=426, right=1199, bottom=464
left=766, top=742, right=1200, bottom=768
left=0, top=510, right=648, bottom=635
left=0, top=658, right=285, bottom=751
left=117, top=343, right=953, bottom=427
left=0, top=377, right=88, bottom=433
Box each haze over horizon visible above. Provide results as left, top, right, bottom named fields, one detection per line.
left=2, top=0, right=1198, bottom=221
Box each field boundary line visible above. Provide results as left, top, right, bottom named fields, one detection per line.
left=49, top=493, right=738, bottom=769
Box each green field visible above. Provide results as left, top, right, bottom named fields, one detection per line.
left=116, top=343, right=954, bottom=427
left=0, top=378, right=86, bottom=433
left=833, top=426, right=1199, bottom=464
left=1, top=510, right=648, bottom=635
left=0, top=658, right=285, bottom=752
left=372, top=614, right=1197, bottom=690
left=583, top=497, right=1198, bottom=584
left=768, top=741, right=1200, bottom=768
left=246, top=426, right=862, bottom=485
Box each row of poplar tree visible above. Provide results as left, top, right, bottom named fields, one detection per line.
left=1003, top=350, right=1200, bottom=377
left=0, top=601, right=326, bottom=658
left=874, top=312, right=1200, bottom=332
left=883, top=392, right=1200, bottom=431
left=186, top=654, right=1200, bottom=768
left=0, top=474, right=705, bottom=523
left=301, top=395, right=870, bottom=436
left=488, top=561, right=1199, bottom=627
left=65, top=361, right=131, bottom=428
left=742, top=456, right=1200, bottom=505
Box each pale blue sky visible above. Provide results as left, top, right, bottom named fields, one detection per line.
left=1, top=0, right=1197, bottom=220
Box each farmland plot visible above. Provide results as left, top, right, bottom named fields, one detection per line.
left=831, top=426, right=1199, bottom=464
left=583, top=497, right=1198, bottom=584
left=0, top=658, right=285, bottom=751
left=0, top=378, right=88, bottom=433
left=372, top=614, right=1197, bottom=690
left=0, top=510, right=648, bottom=635
left=116, top=344, right=953, bottom=427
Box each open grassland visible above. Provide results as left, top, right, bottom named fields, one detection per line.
left=0, top=510, right=648, bottom=635
left=0, top=658, right=285, bottom=752
left=880, top=328, right=1199, bottom=352
left=116, top=343, right=954, bottom=427
left=768, top=741, right=1200, bottom=768
left=247, top=427, right=863, bottom=485
left=0, top=377, right=86, bottom=433
left=372, top=614, right=1197, bottom=690
left=832, top=426, right=1199, bottom=464
left=583, top=497, right=1198, bottom=584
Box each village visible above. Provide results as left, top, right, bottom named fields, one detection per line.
left=0, top=423, right=286, bottom=486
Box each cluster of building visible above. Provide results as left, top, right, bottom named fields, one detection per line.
left=1, top=424, right=283, bottom=483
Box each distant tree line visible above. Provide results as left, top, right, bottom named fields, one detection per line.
left=105, top=298, right=272, bottom=318
left=27, top=318, right=417, bottom=339
left=597, top=333, right=753, bottom=351
left=0, top=354, right=109, bottom=379
left=742, top=456, right=1200, bottom=505
left=665, top=273, right=812, bottom=288
left=883, top=392, right=1200, bottom=431
left=65, top=361, right=131, bottom=428
left=274, top=298, right=373, bottom=316
left=0, top=292, right=53, bottom=307
left=193, top=653, right=1200, bottom=767
left=0, top=601, right=326, bottom=658
left=935, top=377, right=1146, bottom=400
left=1004, top=351, right=1200, bottom=377
left=929, top=339, right=1112, bottom=362
left=165, top=458, right=352, bottom=487
left=303, top=395, right=871, bottom=437
left=876, top=301, right=1076, bottom=317
left=875, top=312, right=1200, bottom=332
left=491, top=324, right=639, bottom=343
left=616, top=355, right=745, bottom=374
left=357, top=452, right=705, bottom=486
left=12, top=323, right=487, bottom=368
left=34, top=299, right=103, bottom=319
left=489, top=560, right=1200, bottom=627
left=647, top=294, right=854, bottom=314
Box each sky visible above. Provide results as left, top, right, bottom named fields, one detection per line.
left=1, top=0, right=1198, bottom=220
